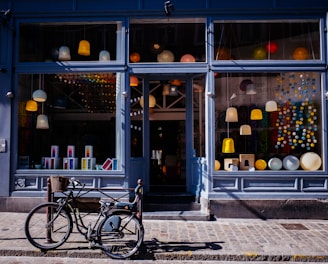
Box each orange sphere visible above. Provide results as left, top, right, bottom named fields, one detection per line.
left=292, top=47, right=309, bottom=60
left=214, top=47, right=230, bottom=60
left=130, top=52, right=141, bottom=63
left=180, top=54, right=195, bottom=62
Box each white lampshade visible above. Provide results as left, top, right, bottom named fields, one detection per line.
left=265, top=100, right=278, bottom=112
left=99, top=50, right=110, bottom=61
left=32, top=89, right=47, bottom=102
left=240, top=124, right=252, bottom=135
left=36, top=114, right=49, bottom=129
left=246, top=83, right=256, bottom=95
left=58, top=46, right=71, bottom=60
left=225, top=107, right=238, bottom=122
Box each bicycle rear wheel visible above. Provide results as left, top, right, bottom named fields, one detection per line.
left=25, top=202, right=72, bottom=250
left=97, top=211, right=144, bottom=259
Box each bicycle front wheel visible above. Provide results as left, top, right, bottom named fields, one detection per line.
left=97, top=211, right=144, bottom=259
left=25, top=202, right=72, bottom=250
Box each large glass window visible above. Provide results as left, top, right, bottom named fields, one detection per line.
left=215, top=72, right=323, bottom=171
left=19, top=22, right=122, bottom=62
left=18, top=73, right=121, bottom=171
left=213, top=20, right=321, bottom=60
left=129, top=18, right=206, bottom=63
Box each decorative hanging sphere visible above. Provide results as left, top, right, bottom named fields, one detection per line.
left=265, top=41, right=278, bottom=54
left=130, top=52, right=141, bottom=62
left=214, top=47, right=231, bottom=60
left=214, top=160, right=221, bottom=171
left=300, top=152, right=321, bottom=170
left=255, top=159, right=267, bottom=170
left=253, top=47, right=267, bottom=60
left=292, top=47, right=309, bottom=60
left=282, top=155, right=300, bottom=170
left=268, top=157, right=282, bottom=170
left=157, top=50, right=174, bottom=62
left=180, top=54, right=196, bottom=62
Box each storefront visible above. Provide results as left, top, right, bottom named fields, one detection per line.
left=0, top=0, right=328, bottom=217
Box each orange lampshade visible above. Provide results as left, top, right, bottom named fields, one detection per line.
left=25, top=100, right=38, bottom=112
left=78, top=40, right=90, bottom=56
left=130, top=76, right=139, bottom=86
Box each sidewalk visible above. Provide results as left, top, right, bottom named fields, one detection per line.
left=0, top=212, right=328, bottom=262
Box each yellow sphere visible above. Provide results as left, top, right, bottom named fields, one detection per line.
left=292, top=47, right=309, bottom=60
left=255, top=159, right=267, bottom=170
left=253, top=47, right=267, bottom=60
left=214, top=160, right=221, bottom=171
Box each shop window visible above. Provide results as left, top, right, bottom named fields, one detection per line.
left=213, top=20, right=321, bottom=60
left=129, top=18, right=206, bottom=63
left=215, top=72, right=323, bottom=172
left=18, top=73, right=121, bottom=171
left=19, top=22, right=121, bottom=62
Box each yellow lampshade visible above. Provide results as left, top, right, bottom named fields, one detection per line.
left=222, top=138, right=235, bottom=153
left=265, top=100, right=278, bottom=112
left=240, top=124, right=252, bottom=135
left=250, top=109, right=263, bottom=120
left=78, top=40, right=90, bottom=56
left=225, top=107, right=238, bottom=122
left=25, top=100, right=38, bottom=112
left=130, top=76, right=139, bottom=86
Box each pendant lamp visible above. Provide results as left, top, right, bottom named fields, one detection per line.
left=225, top=107, right=238, bottom=122
left=250, top=108, right=263, bottom=120
left=32, top=74, right=47, bottom=102
left=162, top=83, right=170, bottom=95
left=246, top=83, right=256, bottom=95
left=58, top=46, right=71, bottom=61
left=99, top=26, right=110, bottom=61
left=99, top=50, right=110, bottom=61
left=26, top=75, right=38, bottom=112
left=240, top=124, right=252, bottom=135
left=222, top=138, right=235, bottom=153
left=265, top=100, right=278, bottom=112
left=130, top=76, right=139, bottom=87
left=78, top=25, right=90, bottom=56
left=36, top=102, right=49, bottom=129
left=36, top=114, right=49, bottom=129
left=26, top=100, right=38, bottom=112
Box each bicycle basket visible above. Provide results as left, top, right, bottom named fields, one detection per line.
left=50, top=176, right=69, bottom=192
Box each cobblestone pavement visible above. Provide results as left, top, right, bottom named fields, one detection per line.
left=0, top=212, right=328, bottom=262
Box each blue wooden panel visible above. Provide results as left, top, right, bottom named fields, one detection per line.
left=243, top=178, right=297, bottom=191
left=76, top=0, right=139, bottom=11
left=302, top=178, right=327, bottom=191
left=209, top=0, right=275, bottom=9
left=12, top=0, right=74, bottom=12
left=276, top=0, right=328, bottom=9
left=213, top=177, right=238, bottom=190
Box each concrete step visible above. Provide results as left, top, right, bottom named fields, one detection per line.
left=142, top=210, right=210, bottom=221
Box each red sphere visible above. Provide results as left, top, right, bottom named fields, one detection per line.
left=265, top=41, right=278, bottom=54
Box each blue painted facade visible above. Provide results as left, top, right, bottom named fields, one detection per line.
left=1, top=0, right=328, bottom=214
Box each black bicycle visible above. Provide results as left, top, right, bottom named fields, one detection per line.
left=24, top=177, right=144, bottom=259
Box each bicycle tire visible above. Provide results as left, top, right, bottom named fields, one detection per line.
left=97, top=210, right=144, bottom=259
left=25, top=202, right=73, bottom=250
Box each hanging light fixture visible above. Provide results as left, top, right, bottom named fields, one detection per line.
left=140, top=95, right=156, bottom=113
left=162, top=83, right=170, bottom=95
left=225, top=107, right=238, bottom=122
left=250, top=108, right=263, bottom=120
left=26, top=74, right=38, bottom=112
left=58, top=46, right=71, bottom=60
left=99, top=25, right=110, bottom=61
left=265, top=100, right=278, bottom=112
left=36, top=103, right=49, bottom=129
left=130, top=76, right=139, bottom=86
left=246, top=83, right=256, bottom=95
left=78, top=25, right=90, bottom=56
left=32, top=74, right=47, bottom=102
left=240, top=124, right=252, bottom=135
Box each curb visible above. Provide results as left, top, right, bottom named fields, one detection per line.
left=1, top=249, right=328, bottom=262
